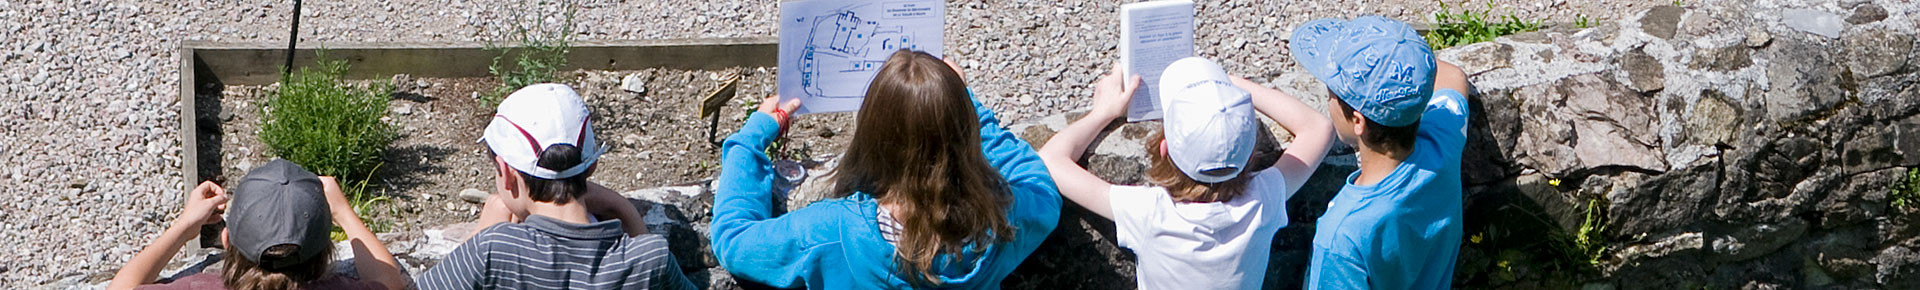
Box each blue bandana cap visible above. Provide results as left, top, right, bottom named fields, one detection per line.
left=1289, top=16, right=1436, bottom=127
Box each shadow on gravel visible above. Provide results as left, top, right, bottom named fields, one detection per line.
left=377, top=143, right=456, bottom=199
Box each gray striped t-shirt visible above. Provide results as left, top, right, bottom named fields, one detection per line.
left=415, top=215, right=694, bottom=290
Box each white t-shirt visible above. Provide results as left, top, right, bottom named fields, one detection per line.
left=1109, top=168, right=1292, bottom=290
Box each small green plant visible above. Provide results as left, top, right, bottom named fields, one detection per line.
left=1571, top=198, right=1609, bottom=266
left=1424, top=2, right=1543, bottom=50
left=1891, top=168, right=1920, bottom=210
left=485, top=0, right=577, bottom=107
left=1574, top=14, right=1593, bottom=29
left=331, top=170, right=396, bottom=241
left=261, top=54, right=396, bottom=189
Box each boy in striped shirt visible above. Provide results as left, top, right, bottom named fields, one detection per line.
left=416, top=84, right=694, bottom=290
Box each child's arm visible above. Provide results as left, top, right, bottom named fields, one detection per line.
left=466, top=195, right=516, bottom=241
left=581, top=182, right=650, bottom=237
left=107, top=181, right=228, bottom=290
left=1036, top=66, right=1140, bottom=220
left=108, top=181, right=226, bottom=290
left=1230, top=76, right=1335, bottom=193
left=710, top=96, right=822, bottom=288
left=1435, top=60, right=1470, bottom=98
left=320, top=177, right=408, bottom=290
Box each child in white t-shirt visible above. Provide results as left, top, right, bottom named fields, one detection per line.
left=1037, top=57, right=1335, bottom=289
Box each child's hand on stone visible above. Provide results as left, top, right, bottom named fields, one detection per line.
left=178, top=181, right=228, bottom=228
left=1091, top=65, right=1142, bottom=120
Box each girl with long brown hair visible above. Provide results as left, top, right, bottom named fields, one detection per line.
left=711, top=50, right=1060, bottom=289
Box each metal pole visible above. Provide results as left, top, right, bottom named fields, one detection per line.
left=284, top=0, right=302, bottom=78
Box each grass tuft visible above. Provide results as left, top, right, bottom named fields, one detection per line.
left=1424, top=2, right=1543, bottom=50
left=1891, top=168, right=1920, bottom=211
left=484, top=0, right=577, bottom=108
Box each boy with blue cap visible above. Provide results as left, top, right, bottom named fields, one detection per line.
left=1290, top=16, right=1472, bottom=289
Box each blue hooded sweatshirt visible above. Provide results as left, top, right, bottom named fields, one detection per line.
left=710, top=95, right=1061, bottom=289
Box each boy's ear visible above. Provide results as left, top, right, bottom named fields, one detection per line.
left=493, top=156, right=516, bottom=195
left=1349, top=112, right=1369, bottom=136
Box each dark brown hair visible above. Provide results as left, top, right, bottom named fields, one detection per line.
left=828, top=49, right=1014, bottom=286
left=1143, top=126, right=1282, bottom=202
left=520, top=144, right=591, bottom=204
left=490, top=143, right=592, bottom=204
left=221, top=243, right=334, bottom=290
left=1333, top=96, right=1419, bottom=155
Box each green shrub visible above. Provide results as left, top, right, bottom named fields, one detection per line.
left=260, top=55, right=396, bottom=190
left=1424, top=2, right=1543, bottom=50
left=484, top=0, right=576, bottom=107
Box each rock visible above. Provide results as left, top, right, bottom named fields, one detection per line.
left=1846, top=3, right=1887, bottom=25
left=457, top=188, right=488, bottom=204
left=1763, top=39, right=1846, bottom=123
left=1709, top=218, right=1808, bottom=262
left=1511, top=174, right=1582, bottom=230
left=393, top=103, right=412, bottom=115
left=1638, top=5, right=1685, bottom=40
left=1808, top=225, right=1877, bottom=281
left=1018, top=124, right=1057, bottom=148
left=1874, top=246, right=1920, bottom=288
left=621, top=73, right=647, bottom=94
left=1682, top=90, right=1742, bottom=147
left=1782, top=8, right=1845, bottom=39
left=1613, top=232, right=1704, bottom=261
left=1619, top=48, right=1665, bottom=93
left=1686, top=45, right=1751, bottom=72
left=1461, top=89, right=1524, bottom=184
left=1508, top=73, right=1672, bottom=177
left=1843, top=29, right=1913, bottom=79
left=1607, top=164, right=1715, bottom=238
left=1086, top=154, right=1145, bottom=186
left=1439, top=42, right=1513, bottom=76
left=1745, top=26, right=1773, bottom=48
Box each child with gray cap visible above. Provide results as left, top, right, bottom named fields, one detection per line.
left=414, top=83, right=693, bottom=290
left=108, top=159, right=406, bottom=290
left=1290, top=16, right=1473, bottom=289
left=1037, top=56, right=1336, bottom=289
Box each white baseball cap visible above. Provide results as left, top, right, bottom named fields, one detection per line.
left=1158, top=57, right=1257, bottom=183
left=480, top=83, right=604, bottom=179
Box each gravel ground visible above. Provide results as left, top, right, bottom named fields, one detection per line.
left=0, top=0, right=1672, bottom=286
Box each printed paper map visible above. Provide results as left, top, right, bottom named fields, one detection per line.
left=778, top=0, right=945, bottom=114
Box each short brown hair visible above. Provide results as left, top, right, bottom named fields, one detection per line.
left=489, top=144, right=593, bottom=205
left=1333, top=96, right=1419, bottom=154
left=1144, top=126, right=1282, bottom=202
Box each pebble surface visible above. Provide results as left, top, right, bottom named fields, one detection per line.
left=0, top=0, right=1668, bottom=286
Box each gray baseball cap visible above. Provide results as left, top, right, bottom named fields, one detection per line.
left=227, top=159, right=332, bottom=267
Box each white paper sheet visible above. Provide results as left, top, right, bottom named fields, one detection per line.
left=1118, top=0, right=1195, bottom=121
left=778, top=0, right=945, bottom=115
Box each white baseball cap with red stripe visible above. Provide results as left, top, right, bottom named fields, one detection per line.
left=480, top=83, right=604, bottom=179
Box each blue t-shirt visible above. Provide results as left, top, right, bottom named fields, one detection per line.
left=1306, top=88, right=1468, bottom=289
